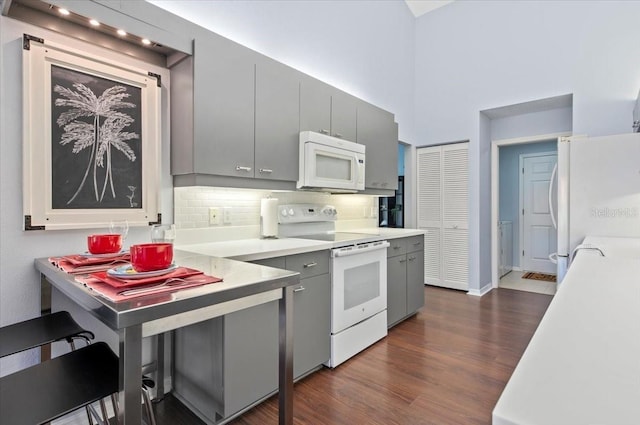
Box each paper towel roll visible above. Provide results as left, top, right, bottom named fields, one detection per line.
left=260, top=198, right=278, bottom=238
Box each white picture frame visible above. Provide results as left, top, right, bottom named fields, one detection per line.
left=22, top=34, right=161, bottom=230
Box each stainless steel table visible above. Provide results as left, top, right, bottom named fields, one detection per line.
left=35, top=250, right=299, bottom=425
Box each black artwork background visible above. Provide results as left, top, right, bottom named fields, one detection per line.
left=51, top=65, right=143, bottom=209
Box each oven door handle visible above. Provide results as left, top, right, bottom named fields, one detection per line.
left=332, top=241, right=390, bottom=257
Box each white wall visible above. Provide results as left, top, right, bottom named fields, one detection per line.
left=415, top=0, right=640, bottom=289
left=149, top=0, right=417, bottom=143
left=0, top=16, right=173, bottom=375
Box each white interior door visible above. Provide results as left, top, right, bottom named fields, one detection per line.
left=521, top=154, right=557, bottom=273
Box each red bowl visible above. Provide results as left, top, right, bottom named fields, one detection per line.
left=87, top=234, right=122, bottom=254
left=130, top=243, right=173, bottom=272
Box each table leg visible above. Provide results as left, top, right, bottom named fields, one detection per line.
left=156, top=332, right=165, bottom=400
left=119, top=325, right=143, bottom=424
left=278, top=286, right=294, bottom=425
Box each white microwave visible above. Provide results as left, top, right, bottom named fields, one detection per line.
left=297, top=131, right=365, bottom=193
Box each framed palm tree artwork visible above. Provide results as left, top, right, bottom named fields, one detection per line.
left=22, top=34, right=161, bottom=230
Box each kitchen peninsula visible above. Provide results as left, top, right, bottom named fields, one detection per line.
left=35, top=251, right=300, bottom=425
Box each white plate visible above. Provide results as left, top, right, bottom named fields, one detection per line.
left=107, top=264, right=177, bottom=280
left=82, top=249, right=128, bottom=259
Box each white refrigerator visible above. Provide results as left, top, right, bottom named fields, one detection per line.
left=554, top=132, right=640, bottom=282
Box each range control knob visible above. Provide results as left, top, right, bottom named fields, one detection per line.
left=280, top=209, right=288, bottom=217
left=288, top=208, right=295, bottom=216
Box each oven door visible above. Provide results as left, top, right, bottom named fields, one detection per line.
left=330, top=241, right=389, bottom=334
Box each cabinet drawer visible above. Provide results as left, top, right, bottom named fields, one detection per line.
left=251, top=257, right=286, bottom=269
left=387, top=238, right=407, bottom=257
left=407, top=235, right=424, bottom=253
left=285, top=251, right=329, bottom=279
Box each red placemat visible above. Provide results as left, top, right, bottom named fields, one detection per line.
left=90, top=267, right=205, bottom=289
left=62, top=253, right=130, bottom=266
left=49, top=255, right=130, bottom=274
left=76, top=273, right=222, bottom=302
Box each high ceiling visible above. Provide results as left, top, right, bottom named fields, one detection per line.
left=405, top=0, right=455, bottom=17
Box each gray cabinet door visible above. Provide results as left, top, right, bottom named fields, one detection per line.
left=331, top=90, right=358, bottom=141
left=193, top=33, right=256, bottom=177
left=255, top=57, right=300, bottom=181
left=357, top=101, right=398, bottom=190
left=387, top=254, right=408, bottom=327
left=407, top=249, right=425, bottom=314
left=300, top=76, right=332, bottom=135
left=292, top=274, right=330, bottom=378
left=224, top=300, right=279, bottom=416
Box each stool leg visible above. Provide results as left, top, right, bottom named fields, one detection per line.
left=142, top=386, right=157, bottom=425
left=111, top=394, right=119, bottom=420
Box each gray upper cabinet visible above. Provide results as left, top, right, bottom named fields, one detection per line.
left=331, top=90, right=358, bottom=141
left=300, top=76, right=332, bottom=135
left=300, top=76, right=358, bottom=142
left=357, top=101, right=398, bottom=191
left=193, top=33, right=256, bottom=178
left=171, top=32, right=256, bottom=178
left=255, top=56, right=301, bottom=182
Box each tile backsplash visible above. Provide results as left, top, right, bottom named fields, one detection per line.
left=174, top=187, right=378, bottom=230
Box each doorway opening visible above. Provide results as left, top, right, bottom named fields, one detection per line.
left=491, top=133, right=569, bottom=295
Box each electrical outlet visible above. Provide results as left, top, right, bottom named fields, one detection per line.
left=209, top=207, right=221, bottom=225
left=223, top=207, right=232, bottom=224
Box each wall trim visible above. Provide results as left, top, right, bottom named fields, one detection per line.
left=467, top=282, right=492, bottom=297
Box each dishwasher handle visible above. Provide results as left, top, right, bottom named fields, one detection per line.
left=332, top=241, right=390, bottom=257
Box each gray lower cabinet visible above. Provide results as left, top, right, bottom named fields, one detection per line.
left=387, top=236, right=425, bottom=328
left=357, top=101, right=399, bottom=191
left=173, top=251, right=330, bottom=422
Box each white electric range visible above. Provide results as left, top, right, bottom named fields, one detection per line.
left=278, top=204, right=389, bottom=367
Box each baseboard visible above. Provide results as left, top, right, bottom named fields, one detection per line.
left=467, top=282, right=493, bottom=297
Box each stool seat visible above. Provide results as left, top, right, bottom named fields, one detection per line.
left=0, top=342, right=118, bottom=425
left=0, top=311, right=94, bottom=358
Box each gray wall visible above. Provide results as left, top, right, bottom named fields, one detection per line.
left=499, top=141, right=558, bottom=268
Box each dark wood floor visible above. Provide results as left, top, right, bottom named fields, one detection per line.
left=154, top=286, right=552, bottom=425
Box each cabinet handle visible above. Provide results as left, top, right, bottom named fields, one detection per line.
left=259, top=168, right=273, bottom=174
left=320, top=129, right=330, bottom=135
left=393, top=245, right=401, bottom=250
left=236, top=166, right=252, bottom=172
left=293, top=286, right=306, bottom=293
left=413, top=242, right=421, bottom=246
left=399, top=259, right=407, bottom=263
left=303, top=262, right=317, bottom=268
left=381, top=182, right=388, bottom=187
left=333, top=133, right=343, bottom=138
left=408, top=256, right=416, bottom=261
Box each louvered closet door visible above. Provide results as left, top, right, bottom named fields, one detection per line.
left=442, top=144, right=468, bottom=290
left=416, top=143, right=469, bottom=290
left=417, top=147, right=441, bottom=285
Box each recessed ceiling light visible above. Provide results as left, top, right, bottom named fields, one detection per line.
left=58, top=8, right=70, bottom=16
left=141, top=38, right=151, bottom=45
left=117, top=29, right=127, bottom=36
left=89, top=19, right=100, bottom=26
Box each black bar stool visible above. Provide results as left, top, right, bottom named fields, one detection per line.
left=0, top=310, right=94, bottom=358
left=0, top=342, right=119, bottom=425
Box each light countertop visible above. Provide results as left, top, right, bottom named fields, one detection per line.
left=176, top=228, right=426, bottom=262
left=492, top=253, right=640, bottom=424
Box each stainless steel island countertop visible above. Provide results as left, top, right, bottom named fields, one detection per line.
left=35, top=249, right=300, bottom=425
